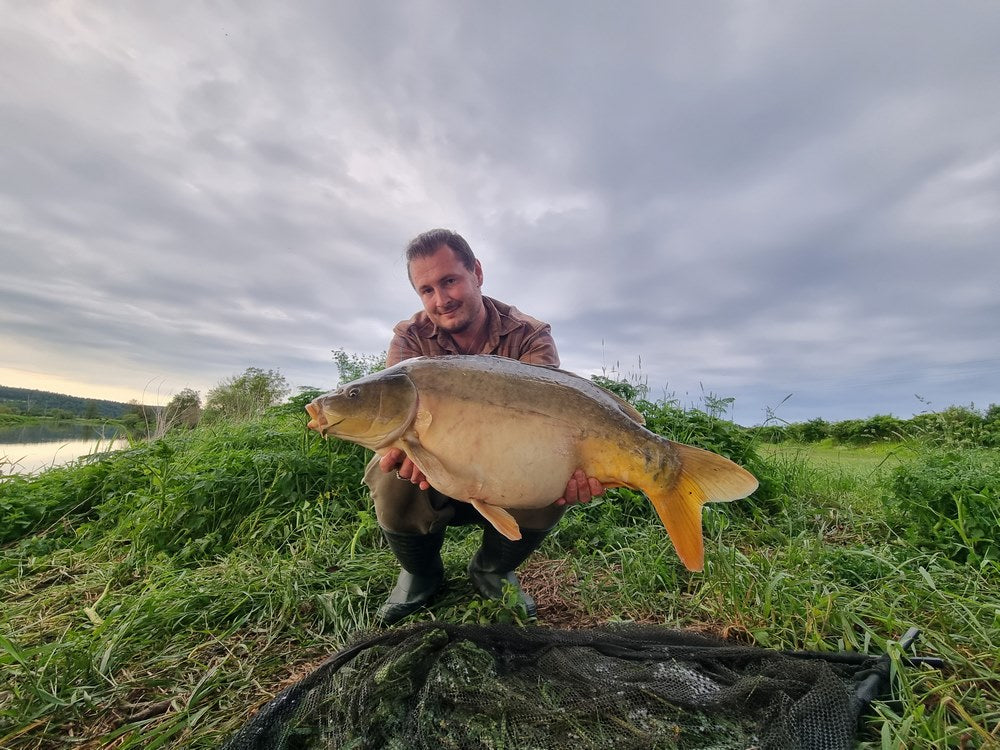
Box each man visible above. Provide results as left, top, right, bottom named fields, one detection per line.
left=368, top=228, right=605, bottom=624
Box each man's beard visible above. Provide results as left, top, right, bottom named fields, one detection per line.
left=437, top=311, right=472, bottom=334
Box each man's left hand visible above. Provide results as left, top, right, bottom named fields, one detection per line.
left=555, top=469, right=606, bottom=506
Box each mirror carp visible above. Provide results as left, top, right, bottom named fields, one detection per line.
left=306, top=355, right=758, bottom=571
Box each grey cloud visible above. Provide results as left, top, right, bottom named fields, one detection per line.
left=2, top=2, right=999, bottom=423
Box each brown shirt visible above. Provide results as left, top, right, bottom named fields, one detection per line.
left=386, top=296, right=559, bottom=368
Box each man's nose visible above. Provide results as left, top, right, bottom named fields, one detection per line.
left=433, top=289, right=450, bottom=308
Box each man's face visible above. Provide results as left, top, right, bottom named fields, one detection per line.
left=409, top=245, right=484, bottom=335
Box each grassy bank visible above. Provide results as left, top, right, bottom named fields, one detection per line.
left=1, top=407, right=998, bottom=748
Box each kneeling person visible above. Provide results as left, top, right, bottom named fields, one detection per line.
left=368, top=228, right=604, bottom=624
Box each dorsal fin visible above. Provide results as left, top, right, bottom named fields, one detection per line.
left=536, top=364, right=646, bottom=424
left=586, top=380, right=645, bottom=424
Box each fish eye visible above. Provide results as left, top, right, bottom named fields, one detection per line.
left=348, top=387, right=360, bottom=398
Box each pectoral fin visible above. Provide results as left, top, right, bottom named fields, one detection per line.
left=470, top=500, right=522, bottom=541
left=401, top=434, right=448, bottom=480
left=414, top=409, right=432, bottom=435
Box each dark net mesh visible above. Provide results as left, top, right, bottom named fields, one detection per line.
left=223, top=623, right=878, bottom=750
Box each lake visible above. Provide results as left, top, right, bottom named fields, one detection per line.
left=0, top=422, right=126, bottom=476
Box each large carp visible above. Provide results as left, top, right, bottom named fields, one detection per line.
left=305, top=355, right=758, bottom=571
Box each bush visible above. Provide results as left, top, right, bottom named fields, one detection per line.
left=591, top=376, right=784, bottom=522
left=203, top=367, right=290, bottom=423
left=793, top=418, right=830, bottom=443
left=884, top=449, right=1000, bottom=564
left=162, top=388, right=202, bottom=429
left=767, top=404, right=1000, bottom=448
left=282, top=387, right=326, bottom=415
left=636, top=399, right=752, bottom=462
left=333, top=349, right=387, bottom=385
left=909, top=405, right=988, bottom=447
left=1, top=411, right=370, bottom=563
left=80, top=414, right=368, bottom=564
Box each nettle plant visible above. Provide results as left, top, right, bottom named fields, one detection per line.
left=885, top=449, right=1000, bottom=565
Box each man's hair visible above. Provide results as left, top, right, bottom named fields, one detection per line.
left=405, top=229, right=477, bottom=273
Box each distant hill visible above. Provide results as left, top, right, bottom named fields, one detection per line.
left=0, top=385, right=143, bottom=419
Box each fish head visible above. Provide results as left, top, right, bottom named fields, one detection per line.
left=305, top=371, right=417, bottom=450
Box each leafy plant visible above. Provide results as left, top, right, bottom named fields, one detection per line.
left=884, top=449, right=1000, bottom=564
left=767, top=402, right=1000, bottom=449
left=203, top=367, right=290, bottom=423
left=332, top=348, right=387, bottom=385
left=283, top=387, right=326, bottom=414
left=162, top=388, right=202, bottom=430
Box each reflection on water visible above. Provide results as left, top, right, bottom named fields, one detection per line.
left=0, top=423, right=126, bottom=476
left=0, top=422, right=122, bottom=444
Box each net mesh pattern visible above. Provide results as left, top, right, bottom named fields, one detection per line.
left=223, top=623, right=875, bottom=750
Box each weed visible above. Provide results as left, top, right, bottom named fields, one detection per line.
left=884, top=448, right=1000, bottom=565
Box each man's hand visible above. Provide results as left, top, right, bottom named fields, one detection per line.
left=379, top=448, right=431, bottom=491
left=555, top=469, right=606, bottom=506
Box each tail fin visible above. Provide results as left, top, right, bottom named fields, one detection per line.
left=646, top=442, right=758, bottom=572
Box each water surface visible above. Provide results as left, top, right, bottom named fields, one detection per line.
left=0, top=423, right=125, bottom=476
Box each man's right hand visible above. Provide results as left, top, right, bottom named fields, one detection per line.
left=378, top=448, right=431, bottom=491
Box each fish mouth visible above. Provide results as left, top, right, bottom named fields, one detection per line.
left=312, top=418, right=344, bottom=437
left=319, top=418, right=344, bottom=437
left=305, top=406, right=344, bottom=436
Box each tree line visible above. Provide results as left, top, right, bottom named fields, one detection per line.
left=119, top=367, right=295, bottom=434
left=0, top=386, right=134, bottom=419
left=0, top=368, right=294, bottom=433
left=757, top=403, right=1000, bottom=448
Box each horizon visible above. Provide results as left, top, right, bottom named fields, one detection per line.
left=3, top=371, right=995, bottom=429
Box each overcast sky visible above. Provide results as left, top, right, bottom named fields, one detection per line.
left=2, top=2, right=999, bottom=425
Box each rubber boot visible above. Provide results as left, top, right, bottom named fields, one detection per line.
left=377, top=529, right=446, bottom=626
left=467, top=526, right=550, bottom=618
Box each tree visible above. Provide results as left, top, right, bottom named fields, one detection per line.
left=122, top=399, right=159, bottom=434
left=984, top=403, right=1000, bottom=426
left=799, top=418, right=830, bottom=443
left=332, top=349, right=386, bottom=385
left=204, top=368, right=290, bottom=422
left=163, top=388, right=202, bottom=429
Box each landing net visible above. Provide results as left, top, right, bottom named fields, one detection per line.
left=222, top=622, right=911, bottom=750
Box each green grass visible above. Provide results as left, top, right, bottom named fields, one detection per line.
left=1, top=411, right=998, bottom=748
left=760, top=440, right=914, bottom=473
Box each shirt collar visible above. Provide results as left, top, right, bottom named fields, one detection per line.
left=427, top=296, right=514, bottom=354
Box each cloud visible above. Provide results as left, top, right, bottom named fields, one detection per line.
left=1, top=2, right=999, bottom=423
